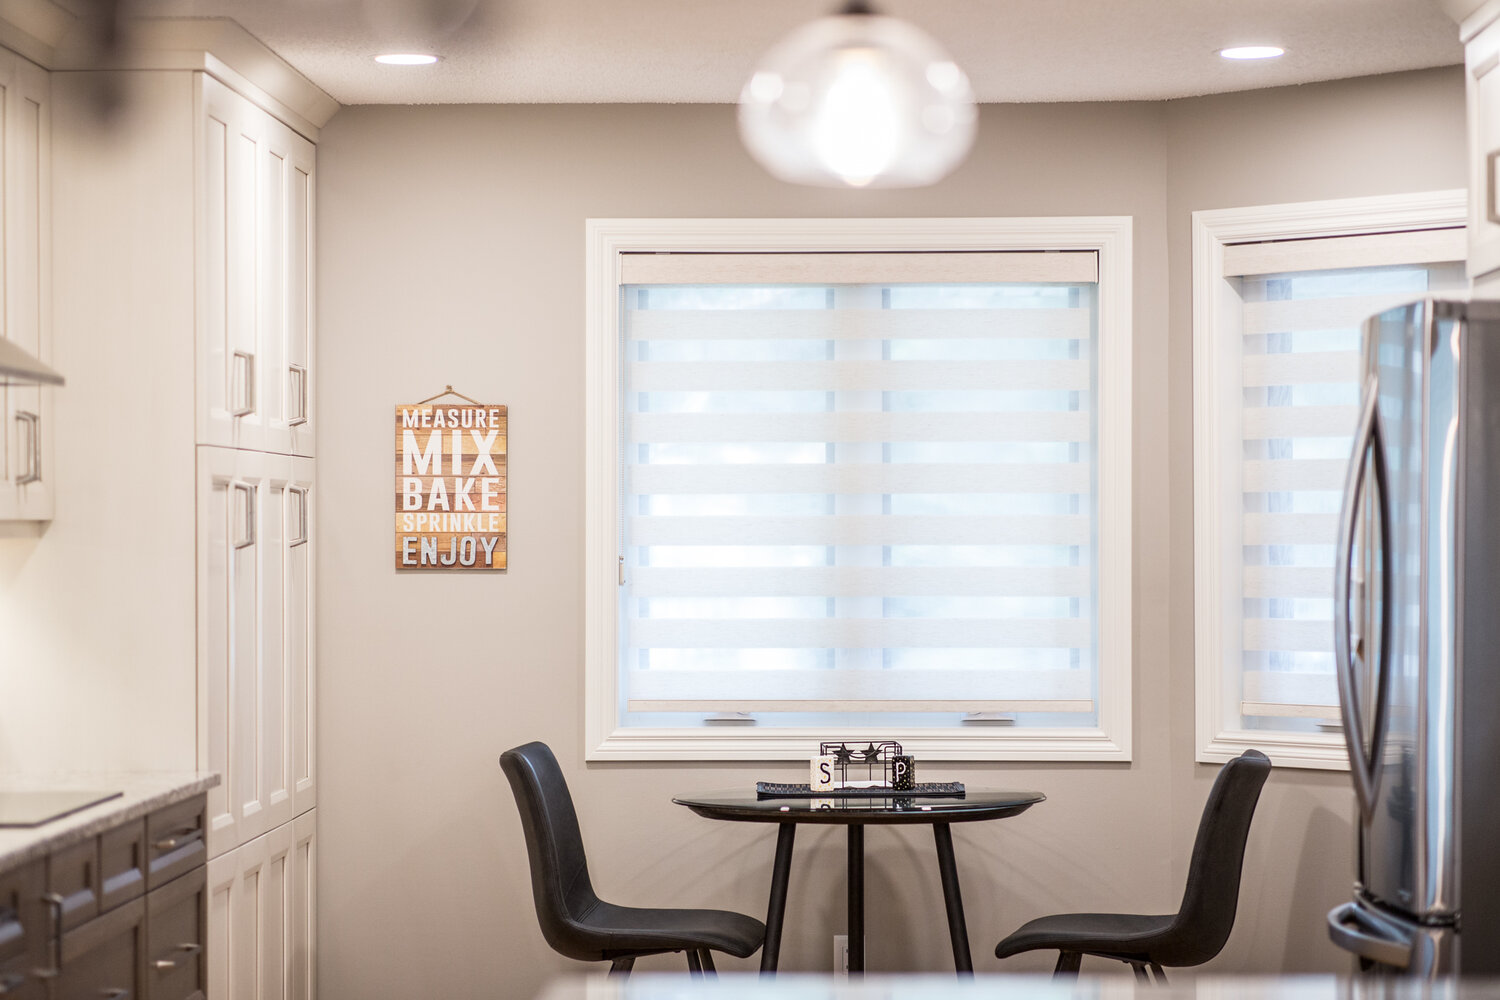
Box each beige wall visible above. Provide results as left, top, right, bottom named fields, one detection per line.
left=313, top=64, right=1465, bottom=998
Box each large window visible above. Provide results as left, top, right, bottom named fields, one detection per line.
left=586, top=219, right=1132, bottom=760
left=1193, top=191, right=1466, bottom=768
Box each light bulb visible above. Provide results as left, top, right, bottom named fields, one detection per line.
left=738, top=9, right=976, bottom=189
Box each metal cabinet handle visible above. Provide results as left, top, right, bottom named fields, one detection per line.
left=99, top=989, right=129, bottom=1000
left=289, top=485, right=308, bottom=547
left=153, top=827, right=204, bottom=852
left=33, top=892, right=63, bottom=979
left=232, top=482, right=256, bottom=549
left=0, top=972, right=25, bottom=994
left=1333, top=373, right=1393, bottom=824
left=152, top=941, right=202, bottom=972
left=15, top=410, right=39, bottom=485
left=232, top=350, right=256, bottom=417
left=288, top=364, right=308, bottom=426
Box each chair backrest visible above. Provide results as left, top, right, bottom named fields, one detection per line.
left=1160, top=748, right=1272, bottom=966
left=500, top=741, right=604, bottom=961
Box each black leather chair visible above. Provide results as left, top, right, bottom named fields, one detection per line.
left=994, top=748, right=1272, bottom=983
left=500, top=741, right=765, bottom=976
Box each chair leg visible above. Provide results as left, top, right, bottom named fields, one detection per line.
left=1128, top=961, right=1150, bottom=983
left=1149, top=961, right=1168, bottom=985
left=686, top=950, right=703, bottom=975
left=1053, top=951, right=1082, bottom=977
left=698, top=950, right=717, bottom=976
left=608, top=957, right=635, bottom=977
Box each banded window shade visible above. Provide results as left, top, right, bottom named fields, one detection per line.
left=1234, top=251, right=1465, bottom=719
left=618, top=251, right=1100, bottom=718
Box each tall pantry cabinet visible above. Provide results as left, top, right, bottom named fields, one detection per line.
left=51, top=54, right=326, bottom=1000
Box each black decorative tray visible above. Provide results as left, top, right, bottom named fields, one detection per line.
left=755, top=781, right=965, bottom=799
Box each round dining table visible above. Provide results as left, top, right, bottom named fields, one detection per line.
left=673, top=788, right=1045, bottom=975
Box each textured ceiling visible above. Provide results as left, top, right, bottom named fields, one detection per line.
left=93, top=0, right=1465, bottom=106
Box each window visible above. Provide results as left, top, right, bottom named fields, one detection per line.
left=1193, top=191, right=1466, bottom=768
left=586, top=218, right=1132, bottom=760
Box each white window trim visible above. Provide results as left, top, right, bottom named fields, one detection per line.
left=1193, top=189, right=1467, bottom=770
left=585, top=217, right=1134, bottom=762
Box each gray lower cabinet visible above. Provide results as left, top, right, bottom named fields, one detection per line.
left=0, top=793, right=206, bottom=1000
left=0, top=858, right=45, bottom=999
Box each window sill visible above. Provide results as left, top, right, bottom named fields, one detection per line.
left=1198, top=728, right=1349, bottom=771
left=587, top=725, right=1131, bottom=762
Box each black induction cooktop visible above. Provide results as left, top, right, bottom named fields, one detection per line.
left=0, top=790, right=122, bottom=828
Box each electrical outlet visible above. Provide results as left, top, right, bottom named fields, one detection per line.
left=833, top=934, right=848, bottom=976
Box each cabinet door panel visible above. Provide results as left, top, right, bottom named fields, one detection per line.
left=263, top=118, right=314, bottom=459
left=147, top=867, right=206, bottom=1000
left=57, top=894, right=145, bottom=1000
left=0, top=54, right=52, bottom=521
left=204, top=825, right=294, bottom=1000
left=284, top=139, right=314, bottom=459
left=197, top=76, right=266, bottom=453
left=288, top=812, right=315, bottom=1000
left=287, top=458, right=315, bottom=817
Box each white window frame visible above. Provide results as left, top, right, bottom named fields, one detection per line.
left=585, top=217, right=1134, bottom=762
left=1193, top=189, right=1467, bottom=770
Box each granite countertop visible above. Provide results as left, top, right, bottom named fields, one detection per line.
left=0, top=771, right=219, bottom=870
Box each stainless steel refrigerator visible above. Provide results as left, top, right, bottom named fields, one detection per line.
left=1326, top=297, right=1500, bottom=976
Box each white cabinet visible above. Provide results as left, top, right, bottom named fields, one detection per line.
left=0, top=50, right=51, bottom=520
left=197, top=75, right=316, bottom=458
left=198, top=446, right=316, bottom=861
left=206, top=809, right=316, bottom=1000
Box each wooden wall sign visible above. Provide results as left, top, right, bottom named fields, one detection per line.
left=395, top=397, right=507, bottom=570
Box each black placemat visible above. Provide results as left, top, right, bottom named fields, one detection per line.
left=755, top=781, right=965, bottom=799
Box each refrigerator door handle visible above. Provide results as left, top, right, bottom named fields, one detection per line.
left=1334, top=373, right=1393, bottom=823
left=1327, top=901, right=1413, bottom=969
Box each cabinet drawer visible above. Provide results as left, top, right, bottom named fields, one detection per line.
left=100, top=820, right=146, bottom=914
left=58, top=894, right=144, bottom=1000
left=47, top=839, right=99, bottom=933
left=146, top=868, right=205, bottom=1000
left=0, top=858, right=42, bottom=966
left=146, top=797, right=206, bottom=891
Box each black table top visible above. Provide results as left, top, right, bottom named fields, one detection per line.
left=673, top=789, right=1045, bottom=825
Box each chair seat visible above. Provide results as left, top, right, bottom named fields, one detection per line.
left=578, top=901, right=766, bottom=960
left=995, top=911, right=1176, bottom=961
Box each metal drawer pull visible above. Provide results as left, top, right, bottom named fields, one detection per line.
left=288, top=364, right=308, bottom=426
left=15, top=411, right=39, bottom=485
left=153, top=827, right=204, bottom=852
left=153, top=941, right=201, bottom=971
left=0, top=972, right=25, bottom=994
left=99, top=988, right=129, bottom=999
left=232, top=482, right=256, bottom=549
left=232, top=350, right=256, bottom=417
left=34, top=892, right=63, bottom=979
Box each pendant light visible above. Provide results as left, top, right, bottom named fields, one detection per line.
left=738, top=1, right=976, bottom=189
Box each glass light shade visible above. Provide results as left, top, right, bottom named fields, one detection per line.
left=738, top=12, right=976, bottom=189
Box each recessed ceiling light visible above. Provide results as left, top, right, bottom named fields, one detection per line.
left=375, top=53, right=439, bottom=66
left=1219, top=46, right=1285, bottom=60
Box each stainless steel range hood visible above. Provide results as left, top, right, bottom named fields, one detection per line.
left=0, top=336, right=62, bottom=385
